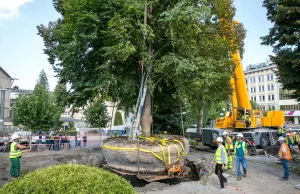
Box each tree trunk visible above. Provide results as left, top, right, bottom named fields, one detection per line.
left=141, top=91, right=152, bottom=137
left=140, top=0, right=152, bottom=137
left=197, top=98, right=204, bottom=135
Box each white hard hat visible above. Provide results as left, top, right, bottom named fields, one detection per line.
left=293, top=132, right=296, bottom=134
left=237, top=133, right=243, bottom=138
left=216, top=137, right=223, bottom=143
left=278, top=136, right=285, bottom=141
left=223, top=131, right=228, bottom=135
left=286, top=133, right=290, bottom=136
left=288, top=128, right=292, bottom=131
left=12, top=134, right=19, bottom=140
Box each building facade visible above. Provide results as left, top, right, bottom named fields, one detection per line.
left=244, top=62, right=300, bottom=124
left=0, top=67, right=12, bottom=121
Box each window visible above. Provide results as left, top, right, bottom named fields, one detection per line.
left=259, top=96, right=262, bottom=102
left=258, top=75, right=264, bottom=82
left=268, top=84, right=274, bottom=91
left=268, top=95, right=271, bottom=101
left=267, top=74, right=274, bottom=81
left=263, top=96, right=265, bottom=101
left=259, top=85, right=264, bottom=92
left=254, top=97, right=256, bottom=101
left=272, top=95, right=274, bottom=101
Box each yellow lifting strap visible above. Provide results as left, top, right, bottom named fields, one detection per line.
left=102, top=137, right=187, bottom=165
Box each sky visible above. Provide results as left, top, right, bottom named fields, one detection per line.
left=0, top=0, right=274, bottom=91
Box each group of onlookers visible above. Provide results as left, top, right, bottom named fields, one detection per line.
left=2, top=130, right=88, bottom=152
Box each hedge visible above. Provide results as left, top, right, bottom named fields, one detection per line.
left=0, top=164, right=136, bottom=194
left=114, top=111, right=123, bottom=126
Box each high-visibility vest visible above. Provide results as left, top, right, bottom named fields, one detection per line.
left=279, top=143, right=292, bottom=160
left=225, top=136, right=233, bottom=150
left=9, top=142, right=22, bottom=159
left=245, top=115, right=251, bottom=122
left=277, top=128, right=285, bottom=134
left=234, top=141, right=246, bottom=155
left=112, top=134, right=118, bottom=138
left=214, top=145, right=228, bottom=164
left=295, top=134, right=300, bottom=143
left=285, top=137, right=294, bottom=144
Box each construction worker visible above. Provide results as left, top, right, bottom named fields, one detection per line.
left=234, top=133, right=248, bottom=181
left=214, top=137, right=228, bottom=192
left=223, top=131, right=233, bottom=170
left=9, top=134, right=29, bottom=178
left=277, top=125, right=285, bottom=137
left=285, top=133, right=294, bottom=153
left=288, top=128, right=294, bottom=138
left=278, top=136, right=292, bottom=181
left=112, top=131, right=118, bottom=138
left=245, top=113, right=251, bottom=128
left=296, top=131, right=300, bottom=151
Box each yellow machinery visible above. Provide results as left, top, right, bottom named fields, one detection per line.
left=215, top=20, right=284, bottom=130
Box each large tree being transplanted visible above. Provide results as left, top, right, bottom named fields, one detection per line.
left=37, top=0, right=241, bottom=137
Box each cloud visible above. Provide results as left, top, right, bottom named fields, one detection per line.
left=0, top=0, right=34, bottom=19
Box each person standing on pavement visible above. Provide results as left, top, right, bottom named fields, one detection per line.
left=223, top=131, right=233, bottom=170
left=83, top=133, right=87, bottom=148
left=3, top=133, right=10, bottom=152
left=278, top=136, right=292, bottom=181
left=234, top=133, right=248, bottom=181
left=214, top=137, right=228, bottom=192
left=295, top=131, right=300, bottom=151
left=9, top=134, right=29, bottom=178
left=285, top=133, right=294, bottom=153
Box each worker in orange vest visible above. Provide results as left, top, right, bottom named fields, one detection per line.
left=278, top=136, right=292, bottom=181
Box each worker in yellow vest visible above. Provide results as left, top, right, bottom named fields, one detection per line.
left=245, top=113, right=251, bottom=128
left=223, top=131, right=233, bottom=170
left=285, top=133, right=294, bottom=153
left=295, top=131, right=300, bottom=151
left=234, top=133, right=248, bottom=181
left=277, top=125, right=285, bottom=137
left=9, top=134, right=29, bottom=178
left=214, top=137, right=228, bottom=192
left=278, top=136, right=292, bottom=181
left=112, top=131, right=118, bottom=138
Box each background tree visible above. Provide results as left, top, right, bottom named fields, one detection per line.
left=261, top=0, right=300, bottom=100
left=37, top=69, right=49, bottom=91
left=12, top=84, right=62, bottom=132
left=114, top=111, right=123, bottom=126
left=84, top=100, right=110, bottom=129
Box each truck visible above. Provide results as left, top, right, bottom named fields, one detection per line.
left=202, top=20, right=285, bottom=153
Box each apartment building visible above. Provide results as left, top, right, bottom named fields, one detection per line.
left=244, top=62, right=300, bottom=124
left=0, top=67, right=13, bottom=124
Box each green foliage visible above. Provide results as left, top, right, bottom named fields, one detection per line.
left=114, top=111, right=123, bottom=126
left=261, top=0, right=300, bottom=101
left=0, top=164, right=135, bottom=194
left=53, top=83, right=68, bottom=108
left=38, top=0, right=246, bottom=136
left=37, top=70, right=49, bottom=91
left=12, top=84, right=62, bottom=132
left=68, top=122, right=76, bottom=131
left=250, top=100, right=259, bottom=110
left=186, top=100, right=226, bottom=127
left=84, top=100, right=110, bottom=128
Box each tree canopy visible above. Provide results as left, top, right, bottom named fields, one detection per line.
left=38, top=0, right=245, bottom=136
left=12, top=84, right=62, bottom=132
left=261, top=0, right=300, bottom=100
left=37, top=70, right=49, bottom=91
left=84, top=100, right=110, bottom=128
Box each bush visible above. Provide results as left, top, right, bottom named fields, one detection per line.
left=0, top=164, right=135, bottom=194
left=114, top=111, right=123, bottom=126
